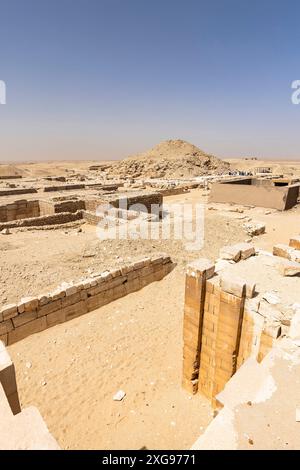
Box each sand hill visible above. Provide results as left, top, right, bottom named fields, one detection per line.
left=108, top=139, right=230, bottom=179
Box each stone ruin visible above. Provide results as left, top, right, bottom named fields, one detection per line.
left=182, top=236, right=300, bottom=449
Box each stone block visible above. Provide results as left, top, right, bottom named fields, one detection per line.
left=187, top=259, right=215, bottom=280
left=12, top=310, right=38, bottom=328
left=219, top=245, right=241, bottom=262
left=21, top=297, right=39, bottom=312
left=234, top=242, right=255, bottom=260
left=38, top=299, right=62, bottom=317
left=0, top=304, right=18, bottom=321
left=0, top=320, right=13, bottom=336
left=61, top=292, right=81, bottom=308
left=46, top=309, right=66, bottom=328
left=8, top=317, right=47, bottom=345
left=289, top=236, right=300, bottom=250
left=220, top=275, right=246, bottom=298
left=277, top=259, right=300, bottom=277
left=61, top=301, right=88, bottom=322
left=273, top=244, right=294, bottom=260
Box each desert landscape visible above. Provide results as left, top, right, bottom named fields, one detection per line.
left=0, top=139, right=300, bottom=450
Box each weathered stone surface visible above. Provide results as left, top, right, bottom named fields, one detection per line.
left=234, top=242, right=255, bottom=260
left=0, top=304, right=18, bottom=321
left=187, top=259, right=215, bottom=279
left=220, top=275, right=246, bottom=298
left=277, top=259, right=300, bottom=277
left=243, top=221, right=265, bottom=236
left=273, top=244, right=294, bottom=260
left=219, top=245, right=241, bottom=262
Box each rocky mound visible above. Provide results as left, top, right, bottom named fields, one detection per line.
left=108, top=140, right=230, bottom=179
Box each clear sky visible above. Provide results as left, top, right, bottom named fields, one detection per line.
left=0, top=0, right=300, bottom=162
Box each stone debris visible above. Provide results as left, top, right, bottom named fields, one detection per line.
left=105, top=139, right=230, bottom=179
left=219, top=245, right=241, bottom=262
left=273, top=244, right=294, bottom=260
left=113, top=390, right=126, bottom=401
left=243, top=221, right=266, bottom=237
left=277, top=259, right=300, bottom=277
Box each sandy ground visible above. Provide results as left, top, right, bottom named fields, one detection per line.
left=3, top=186, right=300, bottom=450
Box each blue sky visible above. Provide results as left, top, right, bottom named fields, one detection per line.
left=0, top=0, right=300, bottom=161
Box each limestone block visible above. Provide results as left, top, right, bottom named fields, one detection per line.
left=289, top=236, right=300, bottom=250
left=8, top=317, right=47, bottom=345
left=61, top=292, right=81, bottom=308
left=0, top=304, right=18, bottom=321
left=37, top=294, right=51, bottom=306
left=0, top=405, right=60, bottom=450
left=234, top=242, right=255, bottom=260
left=219, top=245, right=241, bottom=262
left=277, top=259, right=300, bottom=277
left=61, top=300, right=87, bottom=322
left=187, top=259, right=215, bottom=280
left=38, top=299, right=62, bottom=317
left=290, top=249, right=300, bottom=263
left=12, top=310, right=38, bottom=328
left=220, top=275, right=246, bottom=298
left=273, top=244, right=294, bottom=260
left=20, top=297, right=39, bottom=312
left=0, top=320, right=13, bottom=336
left=243, top=221, right=265, bottom=237
left=46, top=309, right=66, bottom=328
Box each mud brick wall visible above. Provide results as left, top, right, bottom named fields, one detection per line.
left=0, top=211, right=83, bottom=230
left=106, top=192, right=163, bottom=216
left=0, top=188, right=37, bottom=197
left=0, top=175, right=22, bottom=180
left=39, top=199, right=85, bottom=215
left=43, top=184, right=85, bottom=192
left=0, top=200, right=40, bottom=223
left=182, top=259, right=281, bottom=407
left=0, top=254, right=173, bottom=346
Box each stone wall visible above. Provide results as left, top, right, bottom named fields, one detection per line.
left=0, top=200, right=40, bottom=223
left=0, top=175, right=22, bottom=180
left=182, top=259, right=280, bottom=407
left=0, top=211, right=83, bottom=231
left=0, top=254, right=173, bottom=346
left=43, top=184, right=85, bottom=192
left=39, top=198, right=85, bottom=215
left=0, top=188, right=37, bottom=197
left=103, top=191, right=163, bottom=217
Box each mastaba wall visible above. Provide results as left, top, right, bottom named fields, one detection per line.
left=209, top=180, right=300, bottom=210
left=182, top=259, right=280, bottom=407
